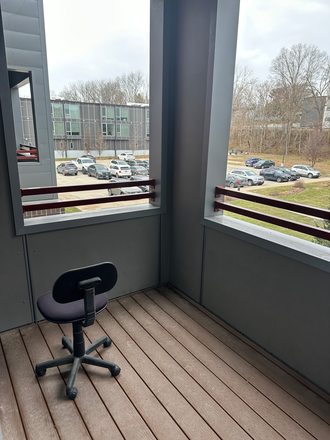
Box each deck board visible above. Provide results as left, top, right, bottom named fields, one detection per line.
left=1, top=287, right=330, bottom=440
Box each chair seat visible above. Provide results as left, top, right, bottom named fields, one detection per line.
left=37, top=291, right=108, bottom=324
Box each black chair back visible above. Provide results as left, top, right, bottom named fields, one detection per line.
left=53, top=262, right=117, bottom=304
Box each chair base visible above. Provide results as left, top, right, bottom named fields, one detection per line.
left=36, top=334, right=120, bottom=400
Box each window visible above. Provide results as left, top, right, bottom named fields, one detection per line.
left=116, top=107, right=129, bottom=121
left=64, top=104, right=80, bottom=119
left=146, top=124, right=149, bottom=137
left=146, top=109, right=149, bottom=122
left=53, top=121, right=65, bottom=136
left=116, top=124, right=129, bottom=137
left=101, top=106, right=115, bottom=120
left=70, top=142, right=74, bottom=149
left=66, top=122, right=80, bottom=135
left=102, top=123, right=115, bottom=136
left=51, top=103, right=63, bottom=118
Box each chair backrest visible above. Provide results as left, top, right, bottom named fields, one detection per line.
left=53, top=262, right=117, bottom=304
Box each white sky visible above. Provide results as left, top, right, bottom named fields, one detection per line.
left=42, top=0, right=330, bottom=93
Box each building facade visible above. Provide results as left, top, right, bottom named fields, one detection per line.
left=20, top=98, right=150, bottom=158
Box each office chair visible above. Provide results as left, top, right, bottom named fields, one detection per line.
left=35, top=262, right=121, bottom=400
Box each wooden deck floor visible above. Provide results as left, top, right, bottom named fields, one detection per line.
left=1, top=286, right=330, bottom=440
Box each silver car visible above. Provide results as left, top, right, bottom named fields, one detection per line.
left=229, top=169, right=264, bottom=186
left=291, top=165, right=321, bottom=178
left=108, top=178, right=143, bottom=196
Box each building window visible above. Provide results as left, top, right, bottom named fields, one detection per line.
left=70, top=142, right=74, bottom=149
left=66, top=122, right=80, bottom=135
left=101, top=106, right=115, bottom=120
left=116, top=107, right=129, bottom=121
left=102, top=123, right=115, bottom=136
left=64, top=104, right=80, bottom=119
left=53, top=121, right=65, bottom=136
left=51, top=103, right=63, bottom=118
left=146, top=124, right=149, bottom=137
left=116, top=124, right=129, bottom=137
left=146, top=109, right=149, bottom=122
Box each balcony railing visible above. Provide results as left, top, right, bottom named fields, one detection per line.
left=215, top=186, right=330, bottom=241
left=17, top=144, right=39, bottom=162
left=21, top=179, right=155, bottom=213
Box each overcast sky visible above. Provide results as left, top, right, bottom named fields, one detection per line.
left=43, top=0, right=330, bottom=93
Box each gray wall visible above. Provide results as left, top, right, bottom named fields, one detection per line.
left=167, top=0, right=330, bottom=393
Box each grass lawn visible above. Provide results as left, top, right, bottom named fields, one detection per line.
left=225, top=181, right=330, bottom=243
left=65, top=207, right=81, bottom=214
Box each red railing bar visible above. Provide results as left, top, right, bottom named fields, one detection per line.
left=215, top=186, right=330, bottom=221
left=17, top=156, right=38, bottom=160
left=17, top=149, right=38, bottom=154
left=22, top=191, right=155, bottom=212
left=214, top=200, right=330, bottom=241
left=21, top=179, right=156, bottom=197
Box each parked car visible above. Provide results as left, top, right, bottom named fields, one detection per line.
left=118, top=152, right=135, bottom=161
left=108, top=178, right=143, bottom=196
left=245, top=157, right=261, bottom=167
left=225, top=174, right=248, bottom=188
left=79, top=154, right=96, bottom=162
left=271, top=166, right=299, bottom=180
left=141, top=160, right=149, bottom=168
left=130, top=166, right=149, bottom=176
left=126, top=160, right=139, bottom=167
left=110, top=160, right=127, bottom=166
left=291, top=165, right=321, bottom=178
left=259, top=167, right=291, bottom=183
left=56, top=162, right=78, bottom=176
left=229, top=169, right=264, bottom=186
left=87, top=164, right=111, bottom=179
left=253, top=159, right=275, bottom=169
left=130, top=175, right=150, bottom=192
left=109, top=163, right=132, bottom=178
left=72, top=158, right=95, bottom=173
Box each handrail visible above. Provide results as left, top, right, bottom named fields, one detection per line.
left=21, top=179, right=155, bottom=213
left=214, top=186, right=330, bottom=241
left=17, top=144, right=39, bottom=162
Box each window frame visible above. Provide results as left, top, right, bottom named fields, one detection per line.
left=199, top=0, right=330, bottom=269
left=2, top=0, right=168, bottom=235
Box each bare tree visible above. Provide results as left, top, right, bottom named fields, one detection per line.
left=56, top=140, right=68, bottom=158
left=129, top=124, right=142, bottom=153
left=83, top=125, right=92, bottom=154
left=95, top=127, right=107, bottom=158
left=117, top=71, right=149, bottom=104
left=303, top=128, right=329, bottom=166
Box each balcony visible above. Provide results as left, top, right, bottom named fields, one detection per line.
left=1, top=286, right=330, bottom=440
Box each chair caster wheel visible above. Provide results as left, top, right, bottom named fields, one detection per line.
left=36, top=367, right=46, bottom=377
left=66, top=387, right=78, bottom=400
left=103, top=337, right=112, bottom=347
left=110, top=365, right=121, bottom=377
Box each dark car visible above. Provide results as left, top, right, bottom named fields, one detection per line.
left=225, top=174, right=248, bottom=188
left=79, top=154, right=96, bottom=162
left=140, top=160, right=149, bottom=168
left=108, top=178, right=143, bottom=196
left=87, top=164, right=111, bottom=179
left=271, top=166, right=299, bottom=180
left=126, top=160, right=139, bottom=167
left=245, top=157, right=261, bottom=167
left=253, top=159, right=275, bottom=169
left=57, top=162, right=78, bottom=176
left=259, top=167, right=291, bottom=183
left=130, top=166, right=149, bottom=176
left=130, top=175, right=150, bottom=192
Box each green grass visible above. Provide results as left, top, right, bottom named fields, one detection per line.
left=65, top=207, right=81, bottom=214
left=225, top=181, right=330, bottom=242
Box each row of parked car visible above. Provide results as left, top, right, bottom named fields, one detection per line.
left=226, top=161, right=321, bottom=188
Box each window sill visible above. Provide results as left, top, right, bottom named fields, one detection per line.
left=202, top=214, right=330, bottom=273
left=18, top=203, right=163, bottom=235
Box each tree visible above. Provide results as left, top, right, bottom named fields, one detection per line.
left=83, top=124, right=92, bottom=154
left=117, top=71, right=149, bottom=103
left=95, top=127, right=107, bottom=158
left=56, top=140, right=68, bottom=158
left=303, top=128, right=329, bottom=167
left=129, top=124, right=142, bottom=153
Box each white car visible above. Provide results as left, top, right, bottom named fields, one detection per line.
left=118, top=152, right=134, bottom=161
left=291, top=165, right=321, bottom=178
left=229, top=169, right=264, bottom=186
left=72, top=158, right=95, bottom=174
left=109, top=163, right=132, bottom=178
